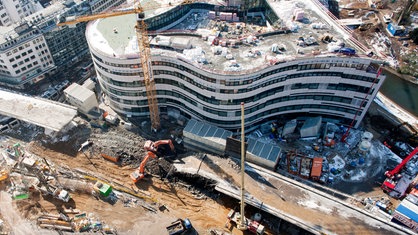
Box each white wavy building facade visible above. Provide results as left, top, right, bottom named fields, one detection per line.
left=85, top=2, right=385, bottom=130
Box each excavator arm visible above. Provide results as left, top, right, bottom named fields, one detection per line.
left=144, top=140, right=176, bottom=157
left=130, top=152, right=157, bottom=183
left=153, top=140, right=175, bottom=152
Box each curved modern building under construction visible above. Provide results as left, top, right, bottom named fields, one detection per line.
left=85, top=1, right=385, bottom=130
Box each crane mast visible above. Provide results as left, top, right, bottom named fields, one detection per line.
left=57, top=1, right=165, bottom=130
left=135, top=17, right=160, bottom=131
left=56, top=1, right=201, bottom=130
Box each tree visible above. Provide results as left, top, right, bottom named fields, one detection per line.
left=409, top=28, right=418, bottom=44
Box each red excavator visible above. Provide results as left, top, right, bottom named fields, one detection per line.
left=130, top=151, right=157, bottom=183
left=144, top=139, right=176, bottom=157
left=381, top=147, right=418, bottom=198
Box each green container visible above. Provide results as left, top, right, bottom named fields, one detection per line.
left=99, top=183, right=112, bottom=197
left=13, top=193, right=29, bottom=200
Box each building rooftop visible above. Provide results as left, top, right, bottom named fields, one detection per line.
left=64, top=83, right=95, bottom=102
left=0, top=89, right=77, bottom=132
left=87, top=0, right=372, bottom=73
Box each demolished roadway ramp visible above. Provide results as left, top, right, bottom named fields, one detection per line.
left=0, top=90, right=77, bottom=132
left=173, top=154, right=414, bottom=235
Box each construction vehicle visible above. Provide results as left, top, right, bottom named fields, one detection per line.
left=130, top=151, right=157, bottom=183
left=166, top=218, right=192, bottom=235
left=93, top=181, right=113, bottom=197
left=37, top=184, right=71, bottom=203
left=92, top=181, right=116, bottom=204
left=57, top=1, right=198, bottom=131
left=226, top=209, right=265, bottom=235
left=103, top=111, right=119, bottom=125
left=0, top=169, right=9, bottom=182
left=144, top=139, right=176, bottom=157
left=33, top=168, right=71, bottom=202
left=382, top=147, right=418, bottom=198
left=6, top=142, right=24, bottom=158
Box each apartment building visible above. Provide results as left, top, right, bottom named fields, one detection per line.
left=0, top=0, right=43, bottom=26
left=0, top=23, right=54, bottom=89
left=0, top=0, right=128, bottom=89
left=87, top=0, right=126, bottom=14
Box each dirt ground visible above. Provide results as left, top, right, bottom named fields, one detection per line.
left=0, top=115, right=412, bottom=235
left=0, top=123, right=262, bottom=235
left=23, top=141, right=236, bottom=234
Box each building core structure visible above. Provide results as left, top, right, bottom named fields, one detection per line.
left=85, top=0, right=385, bottom=131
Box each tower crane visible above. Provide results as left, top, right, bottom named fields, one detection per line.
left=57, top=0, right=196, bottom=130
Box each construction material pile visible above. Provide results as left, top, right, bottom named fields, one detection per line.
left=37, top=212, right=116, bottom=233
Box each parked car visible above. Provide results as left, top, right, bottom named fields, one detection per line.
left=41, top=89, right=59, bottom=100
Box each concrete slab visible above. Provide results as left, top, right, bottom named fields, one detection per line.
left=0, top=90, right=77, bottom=132
left=174, top=154, right=413, bottom=235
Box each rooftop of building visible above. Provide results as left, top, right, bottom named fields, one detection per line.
left=64, top=83, right=95, bottom=102
left=87, top=0, right=373, bottom=74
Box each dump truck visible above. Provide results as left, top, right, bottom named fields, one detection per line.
left=166, top=218, right=192, bottom=235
